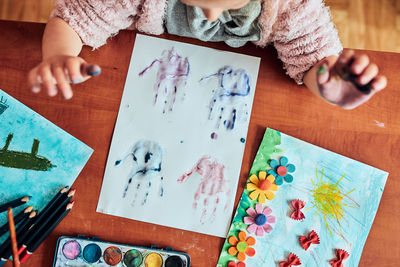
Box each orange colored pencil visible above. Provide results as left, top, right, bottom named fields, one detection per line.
left=7, top=207, right=20, bottom=267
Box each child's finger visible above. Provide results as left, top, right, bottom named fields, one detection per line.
left=65, top=57, right=85, bottom=83
left=371, top=75, right=387, bottom=91
left=337, top=49, right=354, bottom=65
left=39, top=65, right=57, bottom=97
left=82, top=64, right=101, bottom=77
left=350, top=54, right=369, bottom=75
left=53, top=64, right=73, bottom=99
left=357, top=63, right=378, bottom=85
left=28, top=67, right=41, bottom=93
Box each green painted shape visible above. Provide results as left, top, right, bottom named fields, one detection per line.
left=0, top=133, right=54, bottom=171
left=217, top=128, right=282, bottom=266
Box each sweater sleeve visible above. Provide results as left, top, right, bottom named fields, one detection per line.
left=271, top=0, right=343, bottom=84
left=50, top=0, right=140, bottom=49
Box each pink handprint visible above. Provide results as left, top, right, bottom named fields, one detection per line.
left=177, top=155, right=231, bottom=223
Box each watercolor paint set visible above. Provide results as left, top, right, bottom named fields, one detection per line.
left=53, top=235, right=190, bottom=267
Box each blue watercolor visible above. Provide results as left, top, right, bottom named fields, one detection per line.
left=0, top=90, right=93, bottom=245
left=115, top=140, right=164, bottom=205
left=83, top=243, right=102, bottom=263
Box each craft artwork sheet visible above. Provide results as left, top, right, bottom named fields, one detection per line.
left=97, top=34, right=260, bottom=237
left=0, top=90, right=93, bottom=244
left=217, top=128, right=388, bottom=266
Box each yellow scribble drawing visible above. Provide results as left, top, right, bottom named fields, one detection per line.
left=306, top=168, right=359, bottom=241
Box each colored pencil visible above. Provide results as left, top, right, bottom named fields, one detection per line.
left=0, top=210, right=37, bottom=264
left=0, top=197, right=31, bottom=213
left=0, top=206, right=32, bottom=236
left=23, top=189, right=75, bottom=249
left=7, top=208, right=19, bottom=267
left=20, top=202, right=74, bottom=263
left=17, top=186, right=70, bottom=247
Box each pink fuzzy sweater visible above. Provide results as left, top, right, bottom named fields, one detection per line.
left=51, top=0, right=342, bottom=84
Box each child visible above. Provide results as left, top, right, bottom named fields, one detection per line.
left=28, top=0, right=387, bottom=109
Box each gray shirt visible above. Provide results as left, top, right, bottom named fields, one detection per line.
left=166, top=0, right=262, bottom=48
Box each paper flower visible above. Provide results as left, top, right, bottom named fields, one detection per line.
left=268, top=156, right=295, bottom=185
left=228, top=231, right=256, bottom=261
left=246, top=171, right=278, bottom=202
left=244, top=203, right=276, bottom=236
left=228, top=261, right=245, bottom=267
left=290, top=199, right=306, bottom=220
left=299, top=230, right=320, bottom=250
left=329, top=249, right=349, bottom=267
left=279, top=253, right=301, bottom=267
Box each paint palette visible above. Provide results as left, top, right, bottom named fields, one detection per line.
left=53, top=236, right=190, bottom=267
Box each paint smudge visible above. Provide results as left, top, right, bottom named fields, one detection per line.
left=306, top=168, right=359, bottom=242
left=211, top=132, right=218, bottom=139
left=178, top=156, right=231, bottom=223
left=0, top=96, right=8, bottom=115
left=103, top=246, right=122, bottom=266
left=82, top=243, right=102, bottom=263
left=0, top=133, right=55, bottom=171
left=240, top=138, right=245, bottom=143
left=115, top=140, right=164, bottom=206
left=62, top=240, right=81, bottom=260
left=200, top=66, right=251, bottom=131
left=374, top=120, right=385, bottom=128
left=123, top=249, right=143, bottom=267
left=139, top=47, right=190, bottom=113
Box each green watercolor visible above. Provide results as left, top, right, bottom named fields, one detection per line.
left=0, top=133, right=55, bottom=171
left=217, top=128, right=282, bottom=266
left=317, top=64, right=327, bottom=75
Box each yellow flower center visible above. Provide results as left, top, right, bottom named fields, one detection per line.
left=236, top=241, right=248, bottom=252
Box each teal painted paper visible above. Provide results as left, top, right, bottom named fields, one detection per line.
left=0, top=90, right=93, bottom=243
left=217, top=128, right=388, bottom=266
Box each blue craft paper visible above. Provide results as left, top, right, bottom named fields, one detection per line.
left=0, top=89, right=93, bottom=244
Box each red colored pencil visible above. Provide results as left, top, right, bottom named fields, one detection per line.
left=7, top=208, right=20, bottom=267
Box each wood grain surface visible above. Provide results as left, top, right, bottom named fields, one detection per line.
left=0, top=21, right=399, bottom=267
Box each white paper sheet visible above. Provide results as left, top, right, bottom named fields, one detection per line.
left=97, top=34, right=260, bottom=237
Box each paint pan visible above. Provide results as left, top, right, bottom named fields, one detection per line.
left=53, top=235, right=190, bottom=267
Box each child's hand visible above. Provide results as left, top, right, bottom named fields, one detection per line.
left=316, top=50, right=387, bottom=109
left=28, top=56, right=101, bottom=99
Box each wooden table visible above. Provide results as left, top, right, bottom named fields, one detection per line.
left=0, top=20, right=399, bottom=267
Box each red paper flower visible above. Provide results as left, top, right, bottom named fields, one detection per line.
left=290, top=199, right=305, bottom=220
left=330, top=249, right=349, bottom=267
left=228, top=261, right=246, bottom=267
left=279, top=253, right=301, bottom=267
left=299, top=230, right=320, bottom=250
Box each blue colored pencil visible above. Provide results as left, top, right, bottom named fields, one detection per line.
left=0, top=206, right=32, bottom=236
left=0, top=197, right=31, bottom=213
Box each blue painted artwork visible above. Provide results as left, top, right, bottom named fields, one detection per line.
left=218, top=128, right=388, bottom=267
left=0, top=89, right=93, bottom=243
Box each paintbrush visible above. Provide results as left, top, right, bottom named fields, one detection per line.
left=0, top=210, right=37, bottom=265
left=7, top=208, right=19, bottom=267
left=0, top=206, right=32, bottom=236
left=20, top=202, right=74, bottom=263
left=0, top=197, right=31, bottom=213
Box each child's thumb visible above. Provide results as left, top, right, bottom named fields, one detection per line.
left=80, top=63, right=101, bottom=78
left=316, top=61, right=330, bottom=85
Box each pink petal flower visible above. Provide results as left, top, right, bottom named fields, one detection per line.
left=263, top=207, right=272, bottom=216
left=246, top=207, right=257, bottom=218
left=244, top=216, right=254, bottom=225
left=263, top=223, right=273, bottom=233
left=267, top=215, right=276, bottom=223
left=256, top=226, right=265, bottom=236
left=255, top=203, right=263, bottom=214
left=247, top=223, right=257, bottom=234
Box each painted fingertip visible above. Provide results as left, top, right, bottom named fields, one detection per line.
left=71, top=77, right=84, bottom=84
left=32, top=85, right=40, bottom=93
left=86, top=65, right=101, bottom=76
left=317, top=64, right=328, bottom=75
left=49, top=86, right=58, bottom=97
